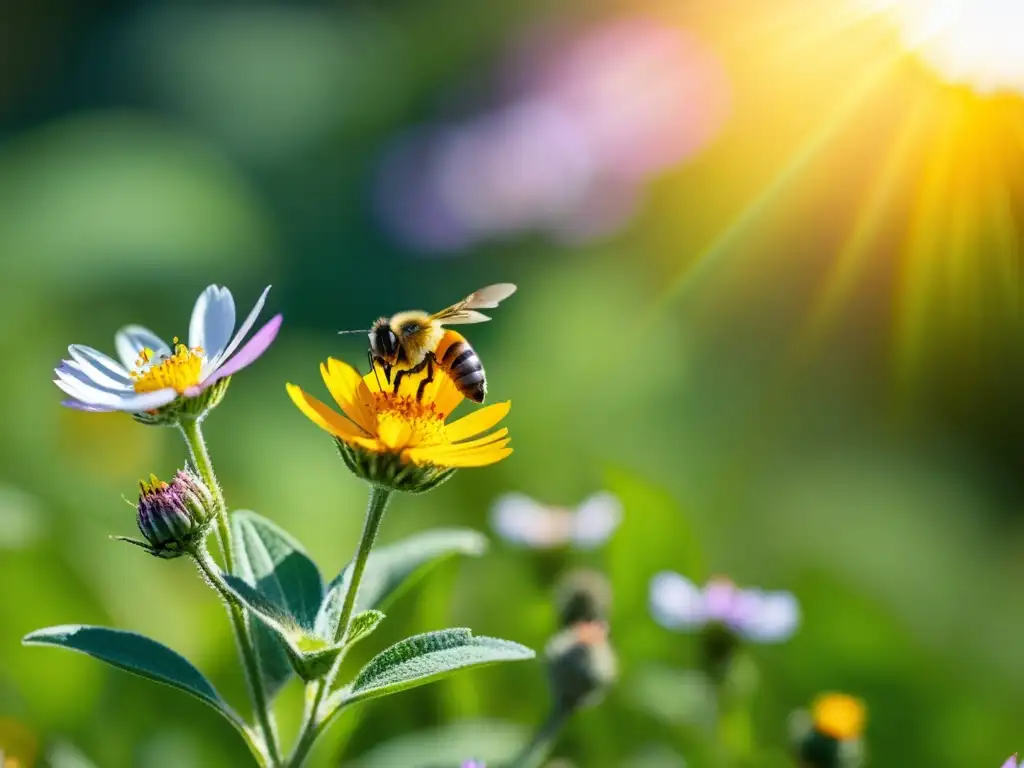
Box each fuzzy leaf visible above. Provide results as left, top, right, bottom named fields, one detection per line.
left=346, top=610, right=386, bottom=647
left=316, top=528, right=486, bottom=640
left=23, top=626, right=240, bottom=725
left=342, top=628, right=533, bottom=705
left=232, top=510, right=323, bottom=699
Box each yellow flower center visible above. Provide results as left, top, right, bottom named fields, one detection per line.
left=131, top=338, right=204, bottom=394
left=373, top=392, right=446, bottom=447
left=812, top=693, right=866, bottom=741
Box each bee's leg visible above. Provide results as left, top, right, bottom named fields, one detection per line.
left=416, top=355, right=436, bottom=402
left=393, top=357, right=430, bottom=396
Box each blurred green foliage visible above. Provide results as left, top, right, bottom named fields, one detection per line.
left=0, top=0, right=1022, bottom=766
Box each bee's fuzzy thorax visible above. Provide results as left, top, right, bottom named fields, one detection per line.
left=388, top=310, right=443, bottom=366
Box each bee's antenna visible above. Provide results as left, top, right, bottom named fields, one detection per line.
left=337, top=329, right=371, bottom=335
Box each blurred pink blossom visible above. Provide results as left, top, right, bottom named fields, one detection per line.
left=374, top=16, right=730, bottom=254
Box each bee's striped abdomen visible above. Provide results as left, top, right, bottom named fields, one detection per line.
left=441, top=336, right=486, bottom=403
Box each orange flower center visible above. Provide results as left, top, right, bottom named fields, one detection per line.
left=373, top=392, right=446, bottom=446
left=812, top=693, right=866, bottom=741
left=131, top=338, right=204, bottom=394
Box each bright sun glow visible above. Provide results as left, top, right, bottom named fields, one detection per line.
left=871, top=0, right=1024, bottom=94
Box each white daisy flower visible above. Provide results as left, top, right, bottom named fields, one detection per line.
left=649, top=571, right=800, bottom=644
left=54, top=284, right=282, bottom=416
left=489, top=491, right=622, bottom=550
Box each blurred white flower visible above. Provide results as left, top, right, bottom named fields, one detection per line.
left=649, top=571, right=800, bottom=643
left=490, top=491, right=622, bottom=550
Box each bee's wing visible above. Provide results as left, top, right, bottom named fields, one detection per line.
left=490, top=493, right=572, bottom=549
left=430, top=283, right=517, bottom=325
left=570, top=491, right=623, bottom=549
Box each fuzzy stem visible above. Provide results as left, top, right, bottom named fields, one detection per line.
left=507, top=706, right=570, bottom=768
left=179, top=417, right=281, bottom=766
left=287, top=485, right=392, bottom=767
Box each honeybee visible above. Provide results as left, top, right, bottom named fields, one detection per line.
left=363, top=284, right=517, bottom=403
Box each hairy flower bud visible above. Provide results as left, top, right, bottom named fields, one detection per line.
left=791, top=693, right=867, bottom=768
left=554, top=568, right=613, bottom=628
left=116, top=469, right=214, bottom=558
left=545, top=621, right=617, bottom=713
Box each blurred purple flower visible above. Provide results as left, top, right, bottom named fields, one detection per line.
left=461, top=762, right=486, bottom=768
left=490, top=491, right=622, bottom=550
left=374, top=16, right=730, bottom=254
left=1002, top=757, right=1021, bottom=768
left=649, top=572, right=800, bottom=643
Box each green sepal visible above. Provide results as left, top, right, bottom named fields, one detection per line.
left=231, top=510, right=323, bottom=696
left=339, top=628, right=534, bottom=706
left=131, top=377, right=231, bottom=426
left=316, top=528, right=487, bottom=641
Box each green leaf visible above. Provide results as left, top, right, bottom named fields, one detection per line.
left=220, top=575, right=386, bottom=683
left=346, top=610, right=386, bottom=647
left=341, top=628, right=533, bottom=706
left=23, top=625, right=241, bottom=727
left=232, top=510, right=323, bottom=699
left=316, top=528, right=487, bottom=640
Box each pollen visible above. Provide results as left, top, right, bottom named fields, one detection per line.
left=373, top=391, right=446, bottom=447
left=131, top=337, right=205, bottom=394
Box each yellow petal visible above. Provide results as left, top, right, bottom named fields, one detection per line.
left=433, top=428, right=508, bottom=454
left=286, top=384, right=366, bottom=440
left=322, top=358, right=376, bottom=435
left=426, top=445, right=513, bottom=468
left=445, top=401, right=511, bottom=443
left=406, top=438, right=511, bottom=465
left=363, top=360, right=391, bottom=394
left=377, top=419, right=413, bottom=451
left=431, top=374, right=464, bottom=418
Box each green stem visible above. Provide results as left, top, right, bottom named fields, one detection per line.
left=179, top=418, right=233, bottom=572
left=507, top=707, right=570, bottom=768
left=288, top=485, right=392, bottom=767
left=179, top=417, right=281, bottom=767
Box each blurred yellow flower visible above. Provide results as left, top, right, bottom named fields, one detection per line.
left=0, top=718, right=37, bottom=768
left=811, top=693, right=866, bottom=741
left=287, top=358, right=510, bottom=488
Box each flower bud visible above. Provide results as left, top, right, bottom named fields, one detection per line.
left=554, top=568, right=613, bottom=628
left=544, top=621, right=617, bottom=713
left=117, top=469, right=214, bottom=558
left=791, top=693, right=867, bottom=768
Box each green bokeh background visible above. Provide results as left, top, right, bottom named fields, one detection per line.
left=0, top=1, right=1021, bottom=766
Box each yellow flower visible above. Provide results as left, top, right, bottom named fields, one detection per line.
left=287, top=358, right=511, bottom=491
left=811, top=693, right=866, bottom=741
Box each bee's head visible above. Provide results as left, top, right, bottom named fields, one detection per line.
left=369, top=318, right=400, bottom=362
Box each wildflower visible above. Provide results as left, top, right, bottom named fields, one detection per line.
left=461, top=762, right=486, bottom=768
left=554, top=568, right=613, bottom=628
left=649, top=572, right=799, bottom=643
left=1003, top=757, right=1021, bottom=768
left=490, top=491, right=621, bottom=549
left=54, top=284, right=282, bottom=424
left=115, top=469, right=214, bottom=558
left=791, top=693, right=867, bottom=768
left=286, top=357, right=511, bottom=493
left=545, top=620, right=617, bottom=713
